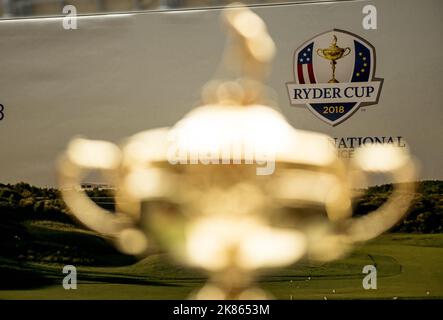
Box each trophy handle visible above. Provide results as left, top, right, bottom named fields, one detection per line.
left=345, top=145, right=417, bottom=243
left=316, top=48, right=325, bottom=58
left=57, top=138, right=134, bottom=238
left=342, top=47, right=351, bottom=57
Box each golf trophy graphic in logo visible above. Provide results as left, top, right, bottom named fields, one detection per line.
left=317, top=35, right=351, bottom=83
left=286, top=29, right=383, bottom=126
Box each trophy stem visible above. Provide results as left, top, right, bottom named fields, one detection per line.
left=329, top=60, right=339, bottom=83
left=202, top=269, right=268, bottom=299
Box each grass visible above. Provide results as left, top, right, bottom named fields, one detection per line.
left=0, top=220, right=442, bottom=300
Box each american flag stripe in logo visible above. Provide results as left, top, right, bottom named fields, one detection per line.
left=296, top=42, right=316, bottom=84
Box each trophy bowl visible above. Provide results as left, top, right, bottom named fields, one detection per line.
left=316, top=35, right=351, bottom=61
left=317, top=46, right=349, bottom=61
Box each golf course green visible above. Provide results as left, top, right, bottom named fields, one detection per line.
left=1, top=231, right=442, bottom=300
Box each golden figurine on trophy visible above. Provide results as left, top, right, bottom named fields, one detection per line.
left=317, top=35, right=351, bottom=83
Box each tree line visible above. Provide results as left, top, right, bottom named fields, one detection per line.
left=0, top=180, right=442, bottom=233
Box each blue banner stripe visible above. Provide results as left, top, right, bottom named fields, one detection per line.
left=351, top=40, right=371, bottom=83
left=297, top=42, right=314, bottom=64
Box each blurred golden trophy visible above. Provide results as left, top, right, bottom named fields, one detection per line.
left=58, top=4, right=416, bottom=299
left=317, top=35, right=351, bottom=83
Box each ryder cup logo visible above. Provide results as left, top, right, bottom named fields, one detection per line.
left=286, top=29, right=383, bottom=126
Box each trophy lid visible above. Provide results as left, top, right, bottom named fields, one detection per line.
left=167, top=103, right=336, bottom=168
